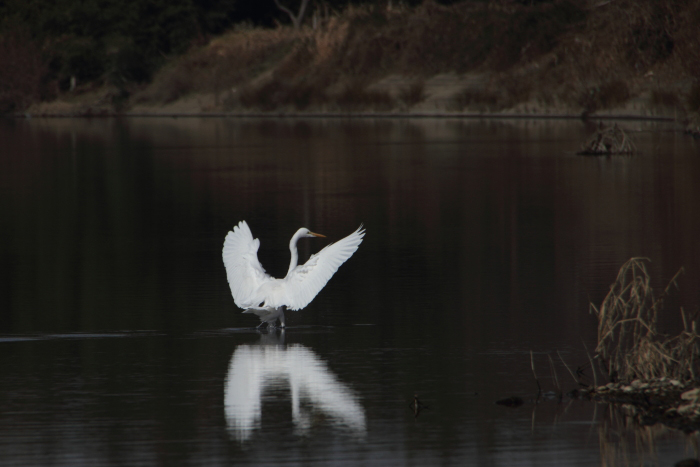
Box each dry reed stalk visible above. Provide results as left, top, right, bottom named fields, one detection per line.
left=557, top=350, right=579, bottom=384
left=531, top=350, right=542, bottom=397
left=548, top=353, right=562, bottom=397
left=590, top=258, right=695, bottom=384
left=310, top=16, right=350, bottom=66
left=578, top=123, right=636, bottom=155
left=583, top=340, right=599, bottom=388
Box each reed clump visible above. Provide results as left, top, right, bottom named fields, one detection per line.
left=578, top=123, right=636, bottom=155
left=590, top=258, right=698, bottom=384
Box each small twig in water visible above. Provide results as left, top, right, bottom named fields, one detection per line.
left=531, top=350, right=542, bottom=398
left=582, top=341, right=598, bottom=388
left=557, top=350, right=579, bottom=384
left=409, top=394, right=428, bottom=418
left=548, top=354, right=562, bottom=398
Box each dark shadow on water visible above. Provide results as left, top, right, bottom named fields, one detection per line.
left=0, top=331, right=163, bottom=343
left=196, top=325, right=340, bottom=337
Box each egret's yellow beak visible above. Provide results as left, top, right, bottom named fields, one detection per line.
left=310, top=231, right=326, bottom=238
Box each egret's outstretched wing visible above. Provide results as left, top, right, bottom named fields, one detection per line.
left=223, top=221, right=271, bottom=308
left=283, top=225, right=365, bottom=310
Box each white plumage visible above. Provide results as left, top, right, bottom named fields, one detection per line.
left=222, top=220, right=364, bottom=327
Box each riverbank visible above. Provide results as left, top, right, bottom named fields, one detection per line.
left=18, top=97, right=700, bottom=137
left=10, top=0, right=699, bottom=136
left=20, top=66, right=699, bottom=121
left=14, top=82, right=696, bottom=124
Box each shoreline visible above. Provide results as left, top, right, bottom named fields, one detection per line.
left=7, top=110, right=681, bottom=122
left=8, top=99, right=697, bottom=136
left=581, top=381, right=700, bottom=434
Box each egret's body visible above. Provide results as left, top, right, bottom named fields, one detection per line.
left=223, top=221, right=364, bottom=327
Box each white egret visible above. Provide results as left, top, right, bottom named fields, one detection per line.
left=222, top=221, right=365, bottom=327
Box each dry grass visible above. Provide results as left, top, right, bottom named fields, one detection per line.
left=126, top=0, right=700, bottom=113
left=137, top=26, right=305, bottom=104
left=134, top=1, right=587, bottom=112
left=578, top=123, right=636, bottom=155
left=590, top=258, right=698, bottom=384
left=2, top=0, right=699, bottom=114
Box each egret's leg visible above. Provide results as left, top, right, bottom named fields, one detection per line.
left=257, top=321, right=266, bottom=329
left=279, top=309, right=286, bottom=328
left=266, top=311, right=279, bottom=329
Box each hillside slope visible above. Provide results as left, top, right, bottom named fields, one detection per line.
left=24, top=0, right=700, bottom=127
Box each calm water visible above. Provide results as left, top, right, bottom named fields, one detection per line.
left=1, top=117, right=699, bottom=466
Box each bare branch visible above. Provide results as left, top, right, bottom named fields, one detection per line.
left=274, top=0, right=311, bottom=29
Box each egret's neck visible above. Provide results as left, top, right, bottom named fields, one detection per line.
left=286, top=229, right=305, bottom=277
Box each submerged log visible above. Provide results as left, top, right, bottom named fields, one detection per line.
left=578, top=123, right=636, bottom=155
left=495, top=396, right=524, bottom=407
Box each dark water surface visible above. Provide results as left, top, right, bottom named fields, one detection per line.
left=1, top=117, right=700, bottom=465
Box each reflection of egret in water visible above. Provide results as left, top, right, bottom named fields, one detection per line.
left=224, top=332, right=366, bottom=442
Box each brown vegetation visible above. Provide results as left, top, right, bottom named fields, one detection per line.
left=578, top=123, right=636, bottom=155
left=136, top=0, right=700, bottom=115
left=139, top=1, right=593, bottom=112
left=8, top=0, right=700, bottom=117
left=590, top=258, right=698, bottom=384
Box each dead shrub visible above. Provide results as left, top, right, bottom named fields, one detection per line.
left=590, top=258, right=698, bottom=383
left=578, top=123, right=636, bottom=155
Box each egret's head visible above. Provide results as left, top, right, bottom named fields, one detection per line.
left=301, top=228, right=325, bottom=238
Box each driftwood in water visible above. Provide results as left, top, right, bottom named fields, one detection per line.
left=495, top=396, right=524, bottom=407
left=578, top=123, right=636, bottom=155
